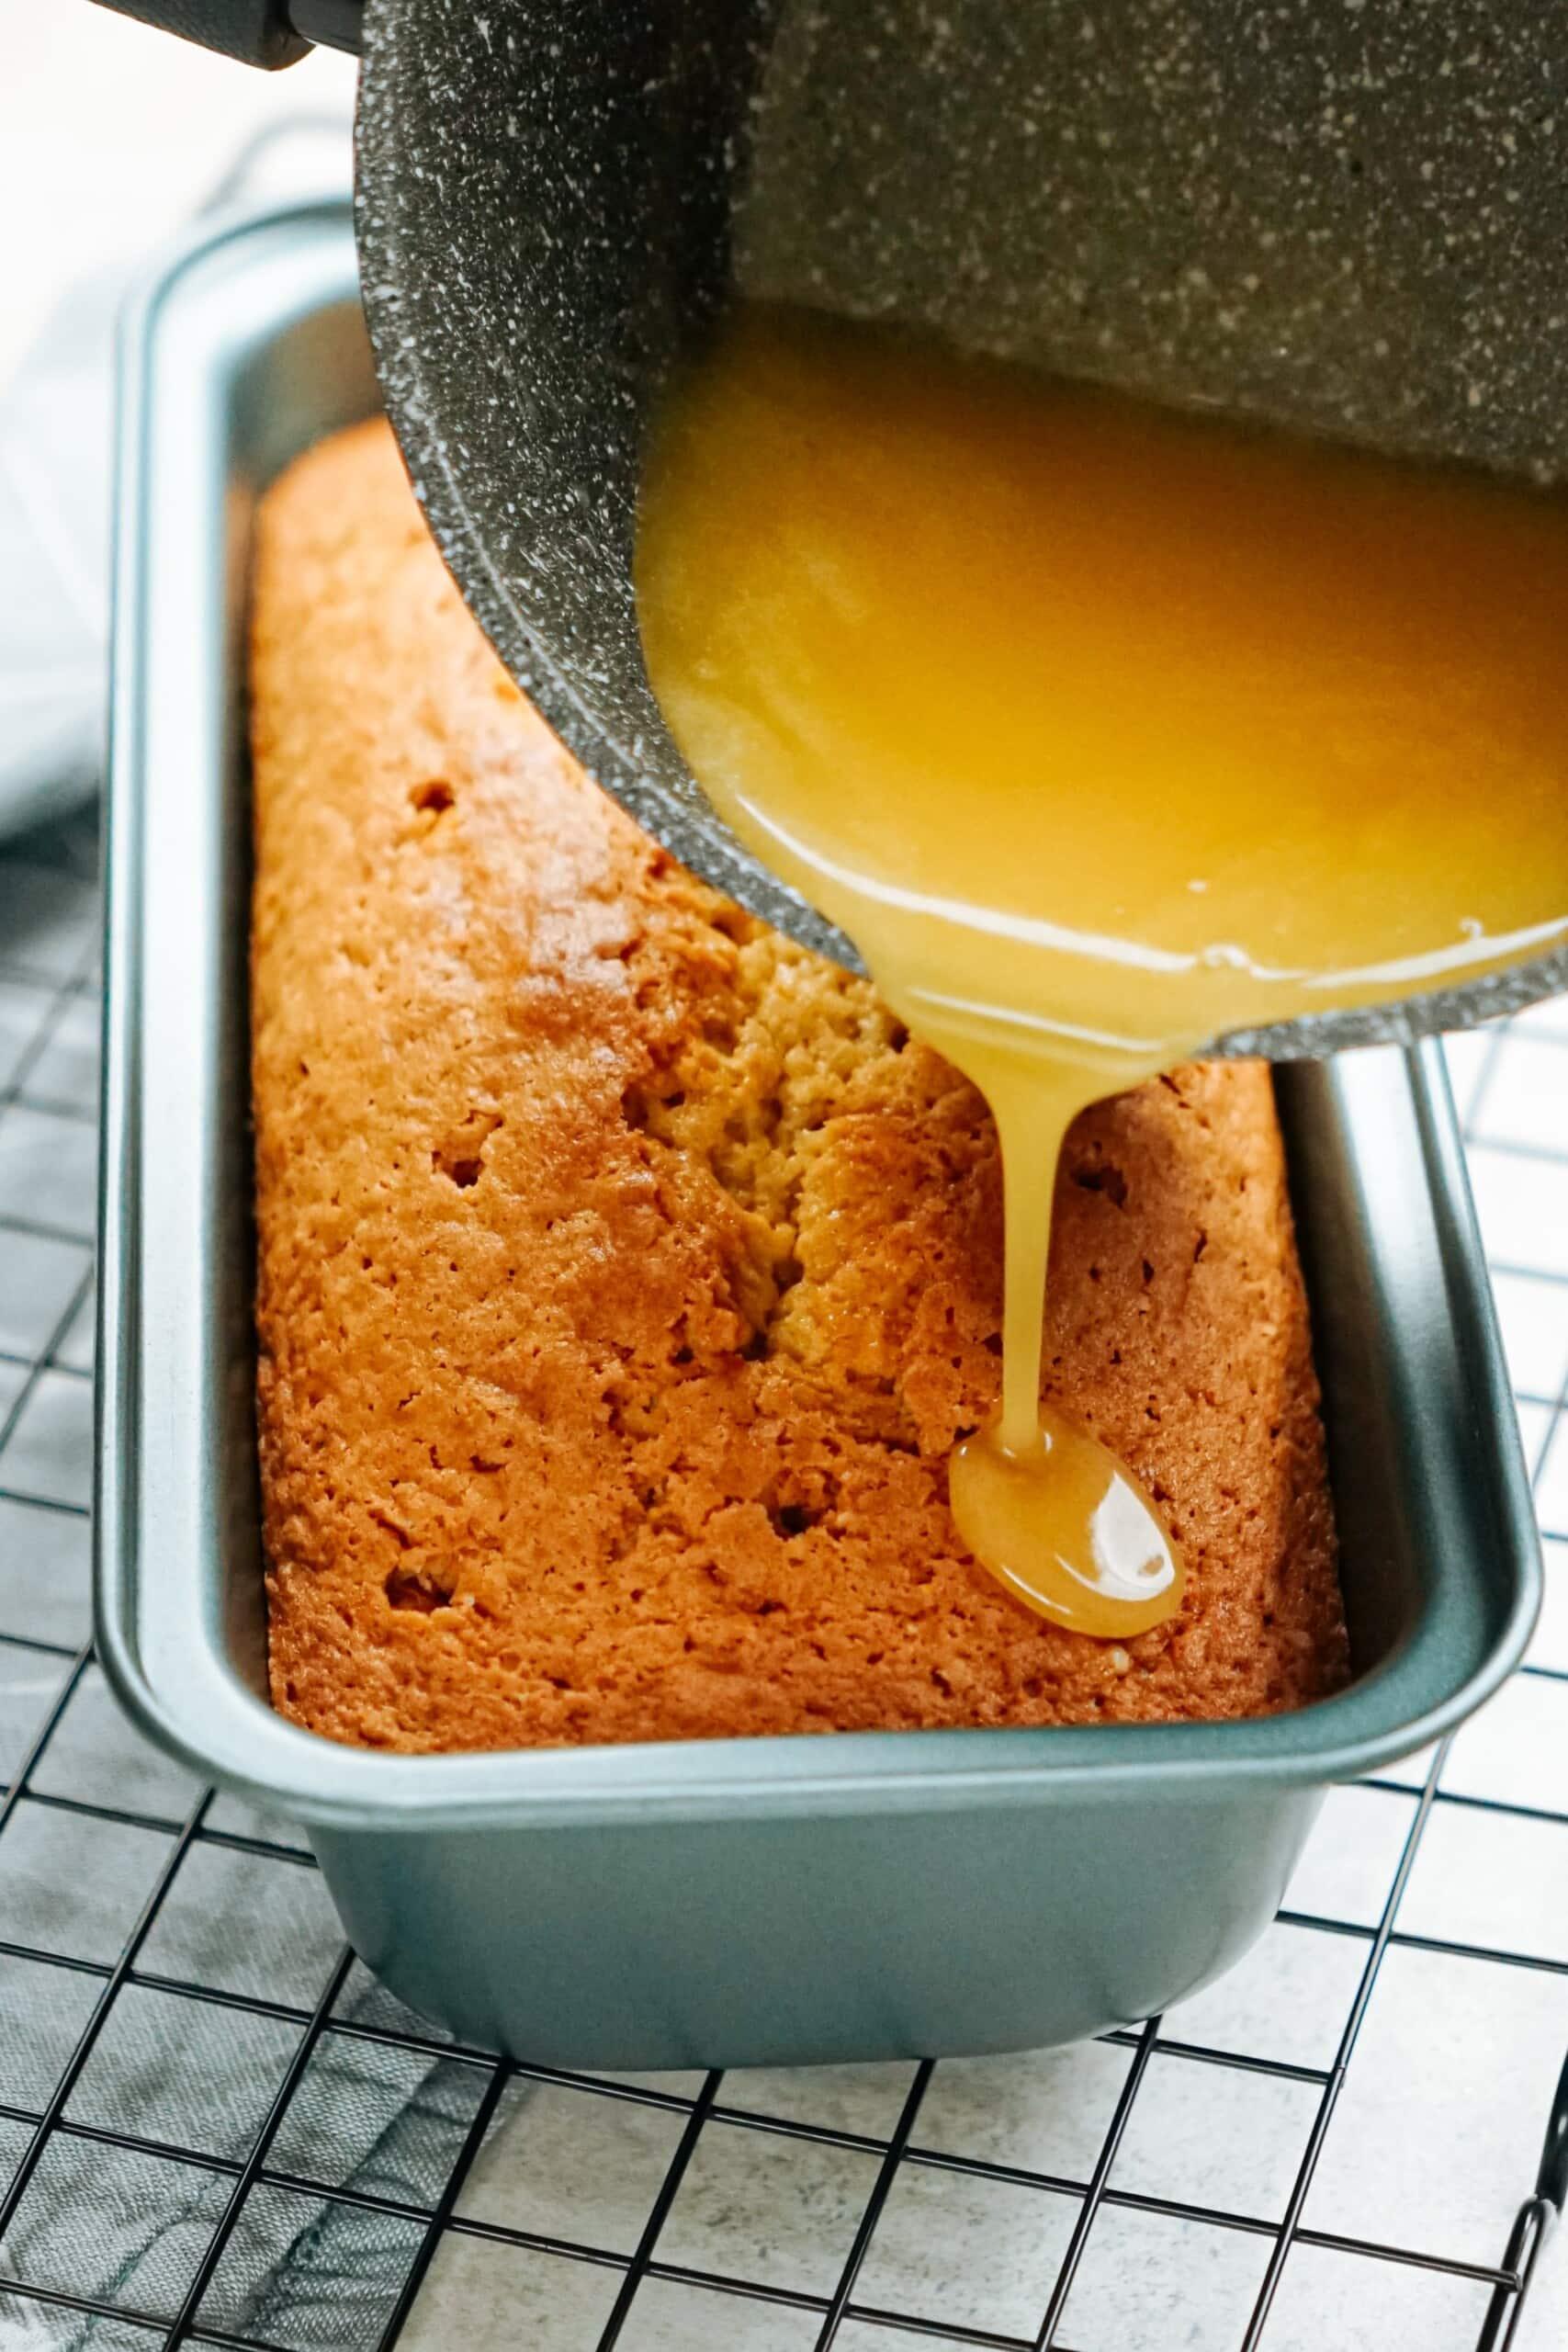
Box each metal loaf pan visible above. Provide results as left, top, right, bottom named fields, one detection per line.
left=97, top=201, right=1541, bottom=2071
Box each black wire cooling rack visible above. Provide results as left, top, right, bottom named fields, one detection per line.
left=0, top=810, right=1565, bottom=2352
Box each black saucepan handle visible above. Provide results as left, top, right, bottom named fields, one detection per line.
left=87, top=0, right=363, bottom=67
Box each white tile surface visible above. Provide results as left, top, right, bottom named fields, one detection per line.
left=1285, top=1784, right=1418, bottom=1928
left=616, top=2278, right=817, bottom=2350
left=597, top=2066, right=708, bottom=2100
left=1161, top=1920, right=1368, bottom=2074
left=854, top=2160, right=1079, bottom=2337
left=398, top=2237, right=621, bottom=2352
left=1056, top=2203, right=1273, bottom=2352
left=1490, top=1268, right=1568, bottom=1402
left=1442, top=1027, right=1501, bottom=1127
left=1441, top=1672, right=1568, bottom=1815
left=1513, top=997, right=1568, bottom=1046
left=1471, top=1035, right=1568, bottom=1157
left=1110, top=2051, right=1320, bottom=2223
left=653, top=2119, right=880, bottom=2299
left=1469, top=1142, right=1568, bottom=1277
left=1530, top=1537, right=1568, bottom=1673
left=1519, top=2221, right=1568, bottom=2352
left=1516, top=1398, right=1557, bottom=1487
left=837, top=2327, right=979, bottom=2352
left=1373, top=1738, right=1440, bottom=1793
left=909, top=2041, right=1134, bottom=2180
left=1533, top=1414, right=1568, bottom=1538
left=1399, top=1798, right=1568, bottom=1964
left=720, top=2058, right=919, bottom=2143
left=1303, top=1943, right=1568, bottom=2267
left=455, top=2081, right=686, bottom=2256
left=1260, top=2239, right=1490, bottom=2351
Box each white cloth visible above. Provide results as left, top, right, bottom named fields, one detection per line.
left=0, top=116, right=352, bottom=842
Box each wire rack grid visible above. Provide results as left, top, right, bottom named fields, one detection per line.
left=0, top=813, right=1566, bottom=2352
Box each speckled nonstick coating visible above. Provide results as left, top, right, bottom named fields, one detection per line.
left=354, top=0, right=1568, bottom=1057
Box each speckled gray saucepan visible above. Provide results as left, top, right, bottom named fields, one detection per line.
left=106, top=0, right=1568, bottom=1050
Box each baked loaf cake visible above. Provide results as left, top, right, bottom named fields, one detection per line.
left=252, top=421, right=1348, bottom=1751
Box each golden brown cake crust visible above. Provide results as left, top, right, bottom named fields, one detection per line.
left=252, top=420, right=1348, bottom=1752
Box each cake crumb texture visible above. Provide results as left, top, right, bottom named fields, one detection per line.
left=252, top=420, right=1348, bottom=1751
